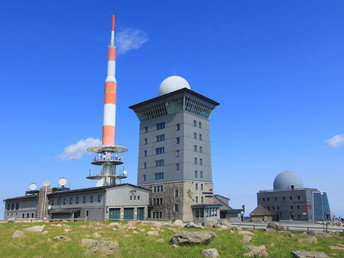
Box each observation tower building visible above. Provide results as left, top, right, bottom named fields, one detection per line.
left=130, top=76, right=222, bottom=222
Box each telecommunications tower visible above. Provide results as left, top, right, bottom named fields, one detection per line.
left=87, top=14, right=128, bottom=187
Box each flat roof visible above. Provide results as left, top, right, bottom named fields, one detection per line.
left=48, top=183, right=150, bottom=196
left=129, top=88, right=220, bottom=110
left=4, top=195, right=38, bottom=202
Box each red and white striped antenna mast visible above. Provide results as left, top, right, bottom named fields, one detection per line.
left=87, top=14, right=128, bottom=187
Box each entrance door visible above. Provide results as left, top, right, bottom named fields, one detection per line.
left=137, top=207, right=144, bottom=220
left=124, top=208, right=134, bottom=220
left=109, top=208, right=120, bottom=221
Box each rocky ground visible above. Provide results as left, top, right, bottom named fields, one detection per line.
left=1, top=220, right=343, bottom=257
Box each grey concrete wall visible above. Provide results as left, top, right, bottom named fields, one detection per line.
left=257, top=188, right=317, bottom=221
left=4, top=198, right=38, bottom=220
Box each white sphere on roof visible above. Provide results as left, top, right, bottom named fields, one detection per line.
left=273, top=171, right=303, bottom=191
left=158, top=76, right=191, bottom=96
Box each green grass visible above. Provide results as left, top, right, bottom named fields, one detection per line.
left=0, top=221, right=343, bottom=257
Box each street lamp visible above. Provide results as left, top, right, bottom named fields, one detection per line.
left=320, top=192, right=325, bottom=231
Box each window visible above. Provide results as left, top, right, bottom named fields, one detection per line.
left=194, top=158, right=197, bottom=164
left=6, top=204, right=10, bottom=211
left=130, top=196, right=133, bottom=200
left=51, top=199, right=54, bottom=206
left=199, top=122, right=202, bottom=128
left=174, top=189, right=179, bottom=197
left=145, top=127, right=148, bottom=133
left=156, top=134, right=165, bottom=142
left=11, top=203, right=14, bottom=210
left=194, top=133, right=197, bottom=139
left=267, top=198, right=270, bottom=201
left=291, top=206, right=293, bottom=209
left=176, top=124, right=180, bottom=131
left=156, top=147, right=165, bottom=154
left=32, top=213, right=34, bottom=218
left=69, top=197, right=73, bottom=204
left=90, top=195, right=94, bottom=203
left=27, top=213, right=29, bottom=218
left=15, top=203, right=19, bottom=210
left=143, top=162, right=147, bottom=169
left=76, top=197, right=79, bottom=204
left=22, top=214, right=24, bottom=218
left=154, top=172, right=164, bottom=180
left=174, top=203, right=179, bottom=212
left=57, top=199, right=60, bottom=205
left=196, top=196, right=199, bottom=203
left=144, top=138, right=147, bottom=145
left=143, top=175, right=146, bottom=182
left=297, top=205, right=300, bottom=210
left=157, top=186, right=160, bottom=192
left=161, top=185, right=163, bottom=192
left=199, top=146, right=202, bottom=153
left=263, top=198, right=265, bottom=202
left=298, top=196, right=301, bottom=200
left=144, top=150, right=147, bottom=156
left=155, top=159, right=164, bottom=167
left=200, top=171, right=203, bottom=178
left=154, top=186, right=157, bottom=192
left=195, top=183, right=198, bottom=190
left=200, top=158, right=203, bottom=165
left=134, top=196, right=136, bottom=200
left=176, top=163, right=180, bottom=170
left=176, top=150, right=180, bottom=157
left=98, top=194, right=102, bottom=202
left=86, top=211, right=89, bottom=217
left=194, top=120, right=197, bottom=127
left=201, top=196, right=204, bottom=203
left=199, top=134, right=202, bottom=140
left=138, top=196, right=140, bottom=200
left=176, top=137, right=180, bottom=144
left=201, top=184, right=203, bottom=190
left=274, top=197, right=277, bottom=201
left=195, top=170, right=198, bottom=177
left=290, top=196, right=292, bottom=200
left=283, top=197, right=286, bottom=201
left=156, top=122, right=165, bottom=130
left=83, top=196, right=86, bottom=203
left=194, top=145, right=197, bottom=152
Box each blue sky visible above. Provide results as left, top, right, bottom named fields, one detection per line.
left=1, top=0, right=343, bottom=219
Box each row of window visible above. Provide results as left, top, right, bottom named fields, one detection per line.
left=153, top=198, right=163, bottom=205
left=195, top=170, right=204, bottom=178
left=129, top=195, right=140, bottom=200
left=266, top=205, right=305, bottom=211
left=262, top=196, right=301, bottom=202
left=193, top=120, right=202, bottom=128
left=194, top=157, right=203, bottom=165
left=6, top=203, right=19, bottom=211
left=51, top=194, right=102, bottom=205
left=194, top=145, right=203, bottom=153
left=153, top=185, right=163, bottom=192
left=152, top=211, right=163, bottom=219
left=195, top=183, right=204, bottom=191
left=194, top=133, right=202, bottom=140
left=195, top=196, right=204, bottom=203
left=144, top=169, right=204, bottom=182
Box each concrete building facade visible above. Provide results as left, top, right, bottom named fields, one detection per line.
left=4, top=184, right=149, bottom=221
left=130, top=76, right=240, bottom=222
left=257, top=171, right=331, bottom=221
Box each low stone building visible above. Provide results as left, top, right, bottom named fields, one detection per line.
left=4, top=183, right=150, bottom=221
left=249, top=205, right=273, bottom=222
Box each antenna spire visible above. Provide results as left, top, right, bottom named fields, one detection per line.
left=111, top=14, right=115, bottom=46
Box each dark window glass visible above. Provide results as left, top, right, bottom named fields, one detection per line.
left=156, top=122, right=165, bottom=130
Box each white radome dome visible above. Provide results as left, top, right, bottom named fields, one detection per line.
left=273, top=171, right=304, bottom=191
left=158, top=76, right=191, bottom=96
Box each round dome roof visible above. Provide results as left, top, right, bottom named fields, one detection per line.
left=158, top=76, right=191, bottom=96
left=273, top=171, right=303, bottom=191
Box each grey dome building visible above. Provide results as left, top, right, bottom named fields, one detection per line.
left=256, top=171, right=331, bottom=221
left=273, top=171, right=303, bottom=191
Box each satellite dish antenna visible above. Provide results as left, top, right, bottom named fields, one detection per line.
left=123, top=170, right=127, bottom=175
left=29, top=183, right=37, bottom=191
left=43, top=180, right=50, bottom=187
left=59, top=177, right=67, bottom=187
